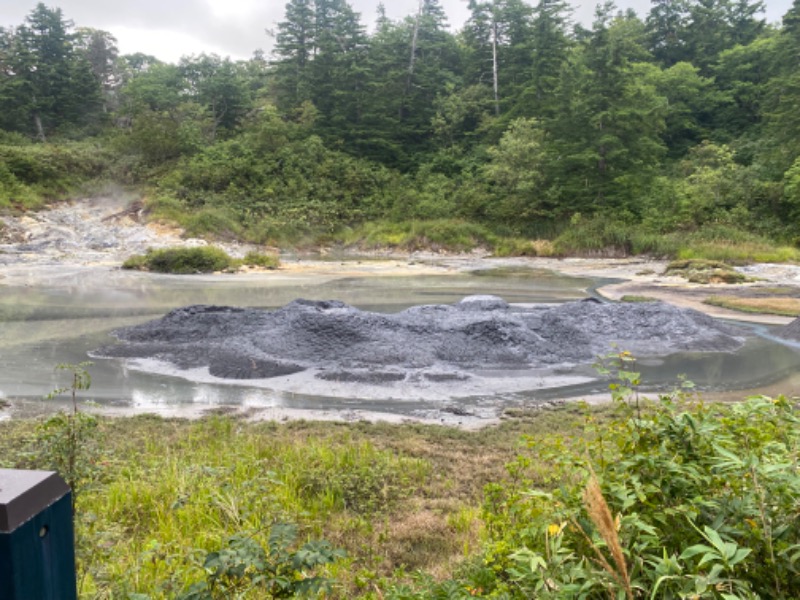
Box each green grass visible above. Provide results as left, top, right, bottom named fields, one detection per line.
left=550, top=216, right=800, bottom=263
left=239, top=251, right=280, bottom=269
left=0, top=141, right=115, bottom=210
left=338, top=220, right=563, bottom=257
left=122, top=246, right=280, bottom=274
left=552, top=216, right=681, bottom=258
left=664, top=258, right=753, bottom=283
left=4, top=390, right=800, bottom=598
left=138, top=199, right=800, bottom=263
left=342, top=219, right=500, bottom=253
left=0, top=406, right=592, bottom=599
left=675, top=242, right=800, bottom=264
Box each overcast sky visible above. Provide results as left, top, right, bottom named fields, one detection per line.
left=0, top=0, right=793, bottom=64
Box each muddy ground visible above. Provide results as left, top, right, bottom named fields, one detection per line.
left=3, top=197, right=800, bottom=425
left=92, top=296, right=746, bottom=388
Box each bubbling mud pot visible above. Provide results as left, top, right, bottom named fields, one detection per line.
left=5, top=197, right=800, bottom=426
left=92, top=295, right=748, bottom=402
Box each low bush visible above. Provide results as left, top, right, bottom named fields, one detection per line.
left=0, top=141, right=115, bottom=209
left=389, top=357, right=800, bottom=599
left=348, top=219, right=499, bottom=252
left=176, top=524, right=345, bottom=599
left=123, top=246, right=281, bottom=273
left=240, top=251, right=280, bottom=270
left=123, top=246, right=233, bottom=274
left=664, top=258, right=752, bottom=283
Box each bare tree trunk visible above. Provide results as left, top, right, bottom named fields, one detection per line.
left=34, top=113, right=46, bottom=143
left=491, top=19, right=500, bottom=116
left=402, top=0, right=423, bottom=120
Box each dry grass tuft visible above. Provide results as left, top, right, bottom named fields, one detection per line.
left=532, top=239, right=556, bottom=256
left=581, top=477, right=633, bottom=600
left=704, top=295, right=800, bottom=317
left=382, top=508, right=466, bottom=576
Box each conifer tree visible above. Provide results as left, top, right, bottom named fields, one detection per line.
left=0, top=3, right=102, bottom=139
left=273, top=0, right=316, bottom=110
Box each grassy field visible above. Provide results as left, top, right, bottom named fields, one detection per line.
left=4, top=386, right=800, bottom=598
left=0, top=404, right=595, bottom=599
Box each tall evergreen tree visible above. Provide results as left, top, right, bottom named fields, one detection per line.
left=74, top=27, right=119, bottom=112
left=761, top=0, right=800, bottom=172
left=646, top=0, right=689, bottom=66
left=462, top=0, right=494, bottom=89
left=462, top=0, right=533, bottom=116
left=273, top=0, right=316, bottom=110
left=682, top=0, right=765, bottom=73
left=397, top=0, right=460, bottom=161
left=546, top=3, right=666, bottom=214
left=354, top=13, right=409, bottom=165
left=309, top=0, right=369, bottom=139
left=521, top=0, right=572, bottom=118
left=0, top=4, right=102, bottom=139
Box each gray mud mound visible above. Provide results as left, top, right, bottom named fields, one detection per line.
left=776, top=317, right=800, bottom=342
left=93, top=296, right=747, bottom=384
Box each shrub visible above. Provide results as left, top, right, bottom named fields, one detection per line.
left=123, top=246, right=233, bottom=274
left=664, top=258, right=752, bottom=283
left=295, top=441, right=428, bottom=515
left=176, top=523, right=345, bottom=599
left=239, top=251, right=279, bottom=269
left=0, top=141, right=114, bottom=209
left=351, top=219, right=498, bottom=252
left=389, top=366, right=800, bottom=598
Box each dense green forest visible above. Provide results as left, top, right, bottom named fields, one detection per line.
left=2, top=0, right=800, bottom=256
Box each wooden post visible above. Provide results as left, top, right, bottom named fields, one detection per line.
left=0, top=469, right=77, bottom=600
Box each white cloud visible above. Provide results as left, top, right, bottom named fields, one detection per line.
left=0, top=0, right=793, bottom=64
left=112, top=26, right=235, bottom=63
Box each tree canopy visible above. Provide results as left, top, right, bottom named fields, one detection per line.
left=1, top=0, right=798, bottom=246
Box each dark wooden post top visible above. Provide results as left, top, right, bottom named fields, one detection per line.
left=0, top=469, right=70, bottom=532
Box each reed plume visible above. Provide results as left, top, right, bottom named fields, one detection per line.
left=581, top=476, right=633, bottom=600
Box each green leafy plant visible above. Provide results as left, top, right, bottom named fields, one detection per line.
left=296, top=441, right=427, bottom=515
left=393, top=359, right=800, bottom=598
left=239, top=251, right=280, bottom=269
left=177, top=523, right=345, bottom=599
left=502, top=399, right=799, bottom=597
left=594, top=349, right=644, bottom=418
left=122, top=246, right=233, bottom=273
left=39, top=361, right=100, bottom=510
left=122, top=246, right=280, bottom=273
